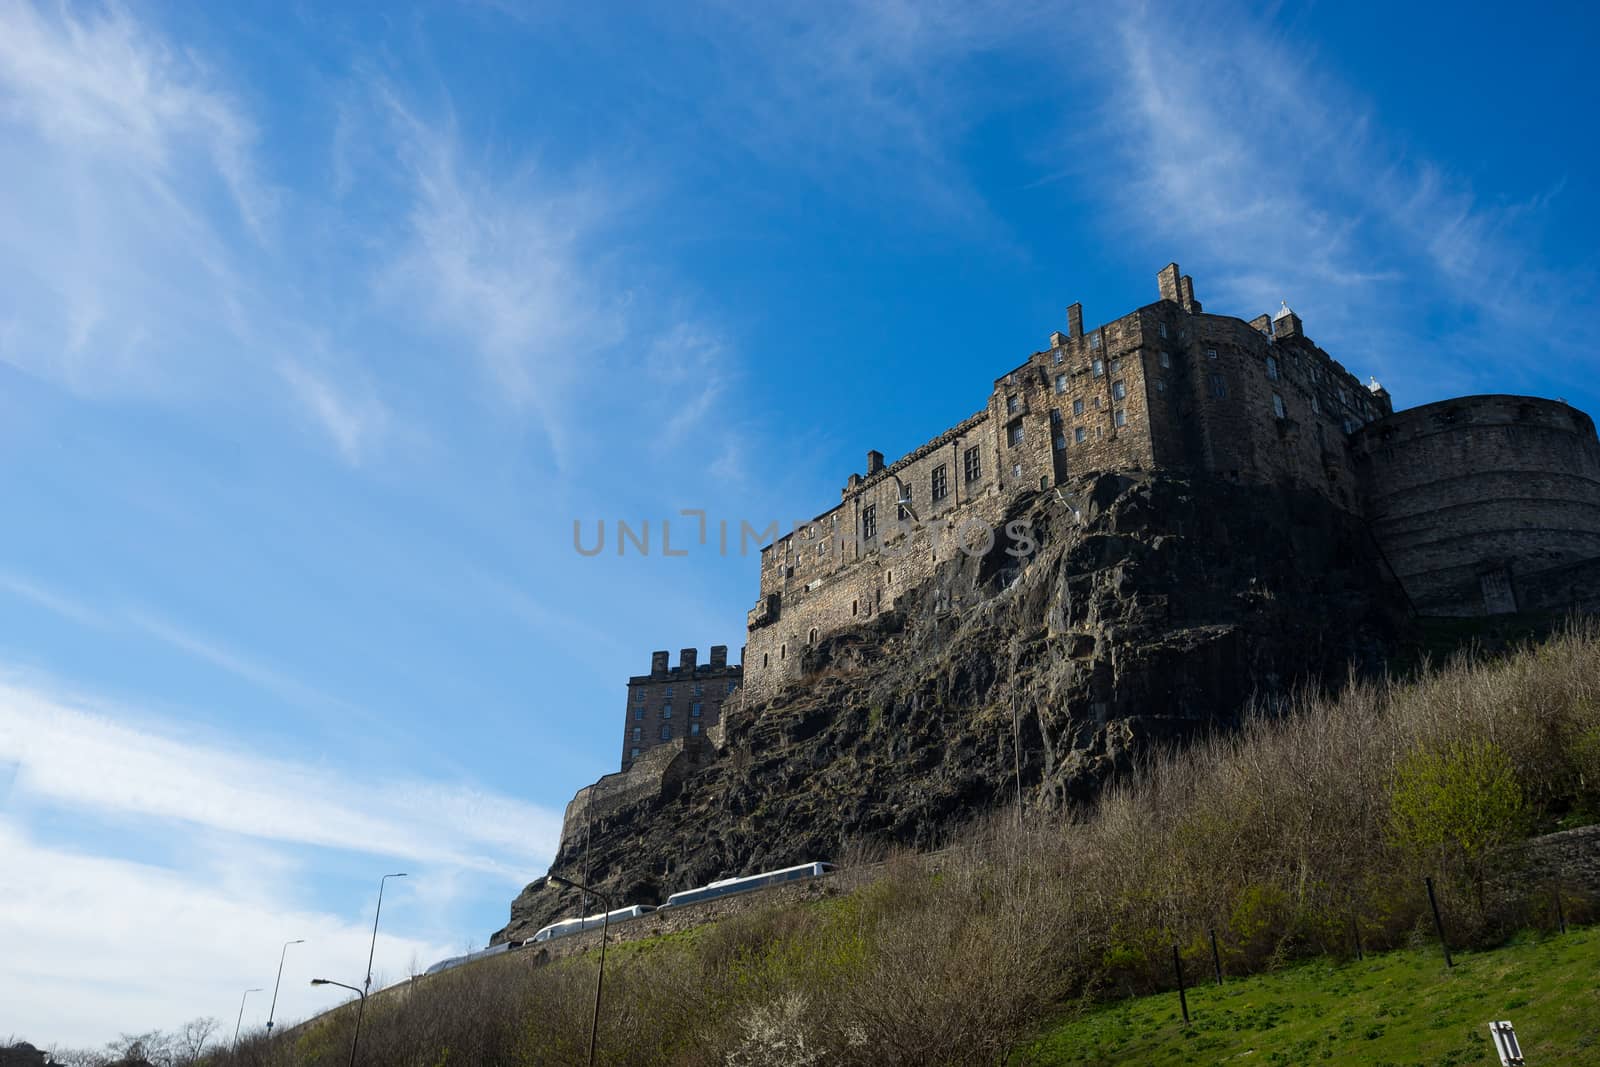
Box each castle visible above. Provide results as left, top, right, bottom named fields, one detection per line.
left=532, top=260, right=1600, bottom=935
left=608, top=262, right=1600, bottom=761
left=739, top=262, right=1600, bottom=700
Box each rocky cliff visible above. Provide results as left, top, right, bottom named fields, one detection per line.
left=496, top=470, right=1413, bottom=942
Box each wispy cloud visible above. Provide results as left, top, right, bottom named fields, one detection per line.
left=277, top=358, right=391, bottom=466
left=1088, top=2, right=1587, bottom=393
left=0, top=670, right=561, bottom=877
left=362, top=88, right=739, bottom=472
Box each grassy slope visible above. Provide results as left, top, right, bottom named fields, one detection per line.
left=1020, top=925, right=1600, bottom=1066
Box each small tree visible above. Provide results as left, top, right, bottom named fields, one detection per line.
left=174, top=1019, right=218, bottom=1064
left=1389, top=739, right=1526, bottom=906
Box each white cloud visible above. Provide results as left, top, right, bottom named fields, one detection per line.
left=0, top=821, right=458, bottom=1049
left=366, top=90, right=739, bottom=472
left=1090, top=2, right=1586, bottom=391
left=277, top=358, right=391, bottom=466
left=0, top=671, right=561, bottom=878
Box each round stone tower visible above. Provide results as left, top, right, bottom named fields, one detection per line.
left=1350, top=395, right=1600, bottom=616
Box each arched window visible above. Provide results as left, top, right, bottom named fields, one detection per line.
left=809, top=628, right=818, bottom=644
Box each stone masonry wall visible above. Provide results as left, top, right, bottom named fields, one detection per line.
left=1350, top=396, right=1600, bottom=615
left=744, top=263, right=1392, bottom=700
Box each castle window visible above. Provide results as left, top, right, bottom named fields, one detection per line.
left=1006, top=394, right=1019, bottom=414
left=931, top=463, right=948, bottom=502
left=727, top=681, right=737, bottom=694
left=963, top=445, right=981, bottom=483
left=1159, top=322, right=1168, bottom=339
left=1206, top=348, right=1218, bottom=359
left=634, top=707, right=645, bottom=721
left=1311, top=394, right=1321, bottom=415
left=781, top=644, right=786, bottom=660
left=1114, top=409, right=1127, bottom=427
left=1072, top=398, right=1084, bottom=416
left=1089, top=332, right=1102, bottom=350
left=630, top=747, right=640, bottom=760
left=691, top=722, right=701, bottom=736
left=693, top=684, right=702, bottom=697
left=852, top=599, right=857, bottom=616
left=661, top=724, right=672, bottom=741
left=665, top=686, right=673, bottom=698
left=1053, top=348, right=1064, bottom=364
left=1272, top=393, right=1286, bottom=419
left=1156, top=380, right=1166, bottom=394
left=1074, top=426, right=1086, bottom=444
left=1111, top=358, right=1121, bottom=373
left=1208, top=373, right=1227, bottom=399
left=1160, top=351, right=1171, bottom=369
left=861, top=504, right=877, bottom=540
left=1112, top=380, right=1126, bottom=401
left=1055, top=373, right=1067, bottom=394
left=1092, top=358, right=1104, bottom=377
left=1007, top=421, right=1025, bottom=447
left=1011, top=462, right=1023, bottom=478
left=809, top=628, right=818, bottom=644
left=1092, top=396, right=1101, bottom=409
left=692, top=703, right=703, bottom=718
left=1266, top=355, right=1280, bottom=381
left=1050, top=409, right=1062, bottom=424
left=633, top=689, right=645, bottom=704
left=661, top=704, right=672, bottom=718
left=897, top=501, right=911, bottom=522
left=632, top=726, right=641, bottom=741
left=1054, top=434, right=1067, bottom=450
left=763, top=653, right=769, bottom=668
left=1338, top=387, right=1348, bottom=406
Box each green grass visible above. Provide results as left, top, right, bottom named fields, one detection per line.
left=1019, top=925, right=1600, bottom=1066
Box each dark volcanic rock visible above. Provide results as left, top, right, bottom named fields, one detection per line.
left=496, top=471, right=1412, bottom=942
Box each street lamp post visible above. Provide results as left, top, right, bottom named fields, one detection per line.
left=310, top=979, right=367, bottom=1067
left=352, top=873, right=406, bottom=1067
left=549, top=874, right=612, bottom=1067
left=233, top=988, right=263, bottom=1051
left=266, top=938, right=305, bottom=1035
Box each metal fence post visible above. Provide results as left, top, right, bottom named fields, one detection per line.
left=1172, top=944, right=1190, bottom=1025
left=1425, top=876, right=1453, bottom=968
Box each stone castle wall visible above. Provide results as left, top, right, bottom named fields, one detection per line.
left=1350, top=396, right=1600, bottom=615
left=744, top=263, right=1389, bottom=698
left=560, top=737, right=717, bottom=851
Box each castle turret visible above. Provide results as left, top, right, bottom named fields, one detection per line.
left=1271, top=301, right=1303, bottom=340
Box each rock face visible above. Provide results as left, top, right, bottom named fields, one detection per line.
left=496, top=471, right=1413, bottom=942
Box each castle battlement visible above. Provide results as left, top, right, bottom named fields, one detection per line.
left=619, top=646, right=741, bottom=771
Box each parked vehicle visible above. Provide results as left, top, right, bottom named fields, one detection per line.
left=526, top=903, right=656, bottom=944
left=662, top=861, right=835, bottom=909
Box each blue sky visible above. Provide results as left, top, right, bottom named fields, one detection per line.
left=1, top=0, right=1596, bottom=1047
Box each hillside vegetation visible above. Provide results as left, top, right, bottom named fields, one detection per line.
left=178, top=625, right=1600, bottom=1065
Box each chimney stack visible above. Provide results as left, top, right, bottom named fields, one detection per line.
left=650, top=650, right=670, bottom=677
left=709, top=644, right=728, bottom=668
left=866, top=449, right=885, bottom=475
left=1067, top=302, right=1084, bottom=339
left=679, top=647, right=697, bottom=672
left=1179, top=275, right=1200, bottom=313
left=1157, top=263, right=1181, bottom=303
